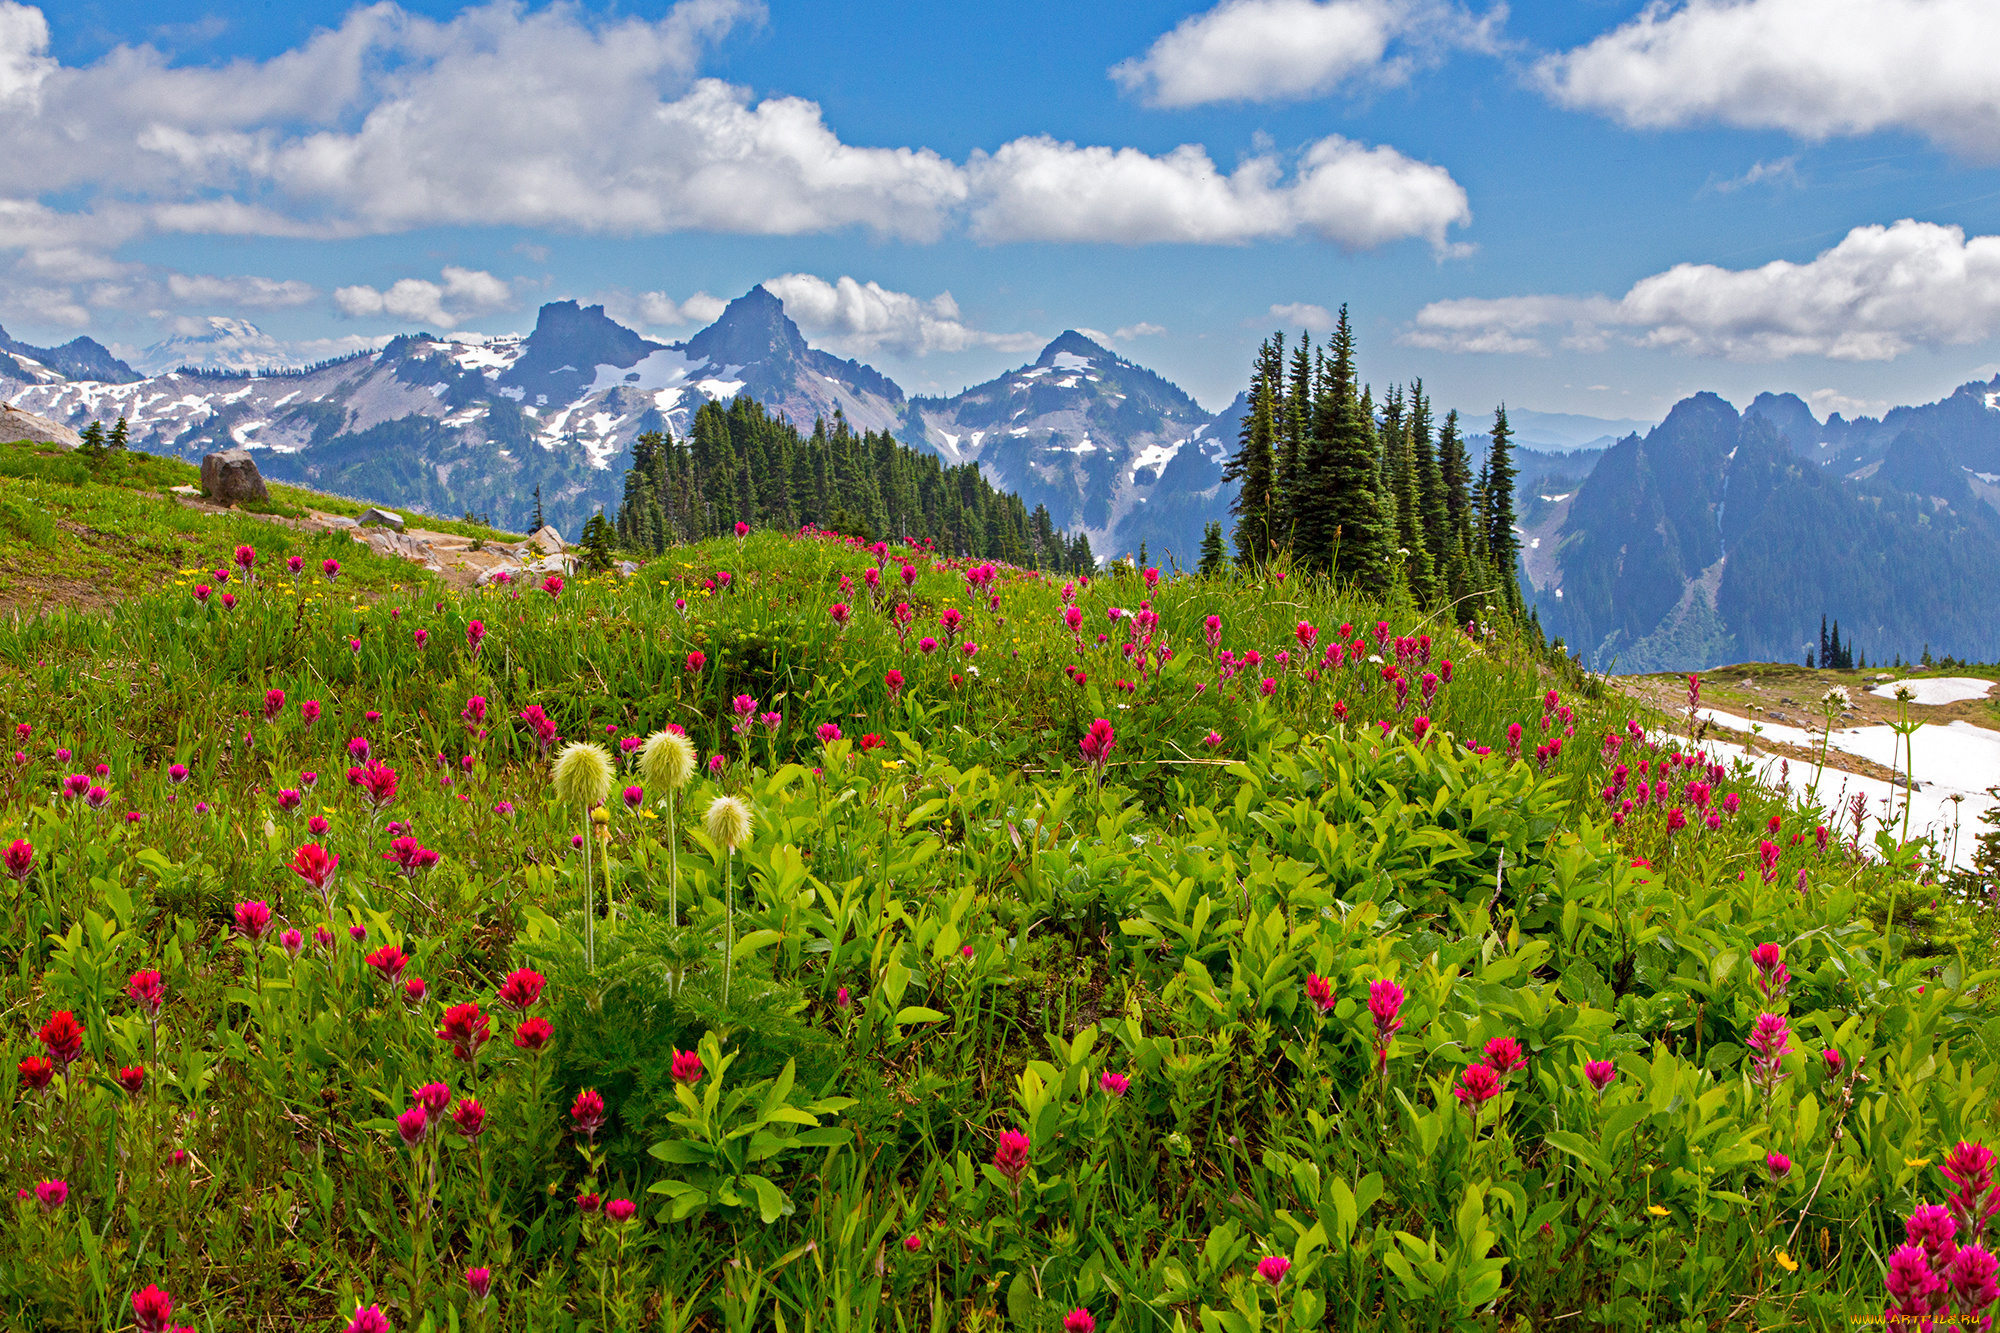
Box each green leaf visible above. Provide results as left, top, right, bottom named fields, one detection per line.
left=894, top=1006, right=946, bottom=1025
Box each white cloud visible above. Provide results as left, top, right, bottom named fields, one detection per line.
left=0, top=0, right=1475, bottom=332
left=1807, top=388, right=1890, bottom=419
left=762, top=273, right=1040, bottom=357
left=968, top=134, right=1469, bottom=250
left=1269, top=301, right=1336, bottom=330
left=165, top=272, right=317, bottom=308
left=333, top=266, right=514, bottom=329
left=1111, top=0, right=1502, bottom=108
left=1538, top=0, right=2000, bottom=159
left=604, top=290, right=728, bottom=331
left=1706, top=156, right=1801, bottom=194
left=1114, top=322, right=1167, bottom=340
left=1401, top=219, right=2000, bottom=361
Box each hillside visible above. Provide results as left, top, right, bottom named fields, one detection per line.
left=0, top=476, right=1989, bottom=1327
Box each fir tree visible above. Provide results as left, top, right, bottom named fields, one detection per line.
left=1484, top=406, right=1520, bottom=608
left=1198, top=521, right=1227, bottom=578
left=1409, top=382, right=1449, bottom=602
left=109, top=417, right=129, bottom=452
left=531, top=484, right=546, bottom=533
left=1298, top=307, right=1387, bottom=588
left=1224, top=336, right=1283, bottom=567
left=78, top=420, right=106, bottom=461
left=578, top=511, right=617, bottom=573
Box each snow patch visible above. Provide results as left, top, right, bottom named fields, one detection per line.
left=587, top=349, right=712, bottom=395
left=1131, top=438, right=1185, bottom=476
left=1868, top=677, right=1995, bottom=706
left=1050, top=352, right=1091, bottom=371
left=694, top=378, right=745, bottom=400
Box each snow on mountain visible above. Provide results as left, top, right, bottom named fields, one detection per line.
left=909, top=330, right=1229, bottom=565
left=0, top=287, right=1236, bottom=559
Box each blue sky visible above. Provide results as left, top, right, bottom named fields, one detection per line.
left=8, top=0, right=2000, bottom=422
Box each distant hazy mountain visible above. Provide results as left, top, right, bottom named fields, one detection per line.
left=1526, top=386, right=2000, bottom=671
left=126, top=318, right=305, bottom=377
left=0, top=324, right=138, bottom=385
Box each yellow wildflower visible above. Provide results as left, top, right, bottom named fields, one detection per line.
left=1773, top=1249, right=1798, bottom=1273
left=1646, top=1205, right=1668, bottom=1217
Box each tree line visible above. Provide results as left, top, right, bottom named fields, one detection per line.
left=612, top=394, right=1096, bottom=571
left=1210, top=307, right=1521, bottom=615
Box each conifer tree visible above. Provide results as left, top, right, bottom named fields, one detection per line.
left=1281, top=334, right=1312, bottom=538
left=1224, top=337, right=1282, bottom=567
left=1484, top=406, right=1520, bottom=608
left=1409, top=383, right=1449, bottom=599
left=1295, top=307, right=1388, bottom=587
left=78, top=420, right=106, bottom=461
left=109, top=417, right=129, bottom=452
left=531, top=484, right=546, bottom=533
left=1198, top=521, right=1227, bottom=577
left=578, top=511, right=617, bottom=573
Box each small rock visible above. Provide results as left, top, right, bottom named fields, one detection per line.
left=358, top=508, right=405, bottom=531
left=615, top=560, right=640, bottom=578
left=528, top=525, right=566, bottom=555
left=477, top=565, right=522, bottom=586
left=199, top=448, right=268, bottom=505
left=169, top=484, right=200, bottom=496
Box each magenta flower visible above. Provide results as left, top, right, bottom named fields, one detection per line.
left=1583, top=1059, right=1617, bottom=1095
left=466, top=1267, right=492, bottom=1301
left=452, top=1096, right=487, bottom=1142
left=1483, top=1037, right=1528, bottom=1078
left=829, top=602, right=851, bottom=627
left=497, top=968, right=546, bottom=1012
left=816, top=723, right=842, bottom=744
left=233, top=900, right=273, bottom=942
left=606, top=1198, right=637, bottom=1222
left=1078, top=718, right=1115, bottom=770
left=1453, top=1063, right=1501, bottom=1110
left=903, top=1233, right=922, bottom=1253
left=1098, top=1070, right=1130, bottom=1097
left=1766, top=1151, right=1792, bottom=1181
left=1886, top=1241, right=1943, bottom=1320
left=1062, top=1309, right=1094, bottom=1333
left=993, top=1129, right=1030, bottom=1183
left=279, top=928, right=304, bottom=960
left=1304, top=972, right=1334, bottom=1013
left=131, top=1284, right=175, bottom=1333
left=1949, top=1246, right=2000, bottom=1321
left=1941, top=1140, right=2000, bottom=1237
left=1746, top=1012, right=1792, bottom=1096
left=542, top=574, right=563, bottom=598
left=622, top=784, right=644, bottom=810
left=1257, top=1255, right=1291, bottom=1287
left=1750, top=942, right=1791, bottom=1001
left=671, top=1048, right=704, bottom=1083
left=571, top=1088, right=606, bottom=1139
left=3, top=838, right=31, bottom=882
left=33, top=1179, right=67, bottom=1212
left=346, top=1304, right=391, bottom=1333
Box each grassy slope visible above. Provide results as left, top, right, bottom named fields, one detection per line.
left=0, top=467, right=1990, bottom=1329
left=0, top=441, right=520, bottom=609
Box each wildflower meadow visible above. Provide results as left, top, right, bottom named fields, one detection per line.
left=0, top=521, right=1994, bottom=1331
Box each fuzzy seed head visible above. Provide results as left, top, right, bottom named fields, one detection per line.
left=638, top=729, right=696, bottom=793
left=551, top=741, right=613, bottom=811
left=704, top=795, right=753, bottom=852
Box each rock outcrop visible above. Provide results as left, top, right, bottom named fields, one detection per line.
left=199, top=449, right=269, bottom=505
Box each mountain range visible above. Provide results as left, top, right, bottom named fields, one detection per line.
left=0, top=288, right=1239, bottom=558
left=1525, top=382, right=2000, bottom=670
left=8, top=286, right=2000, bottom=668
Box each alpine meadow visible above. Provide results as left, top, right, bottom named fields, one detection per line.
left=4, top=0, right=2000, bottom=1330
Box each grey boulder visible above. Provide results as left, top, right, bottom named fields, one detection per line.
left=199, top=448, right=268, bottom=505
left=358, top=508, right=405, bottom=531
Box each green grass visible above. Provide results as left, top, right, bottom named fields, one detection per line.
left=0, top=526, right=1989, bottom=1330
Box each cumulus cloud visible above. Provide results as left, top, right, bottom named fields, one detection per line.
left=333, top=266, right=514, bottom=328
left=1114, top=322, right=1166, bottom=340
left=762, top=273, right=1040, bottom=357
left=1401, top=219, right=2000, bottom=361
left=1111, top=0, right=1502, bottom=108
left=968, top=134, right=1469, bottom=250
left=0, top=0, right=1475, bottom=332
left=605, top=290, right=729, bottom=330
left=1269, top=301, right=1337, bottom=330
left=1537, top=0, right=2000, bottom=159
